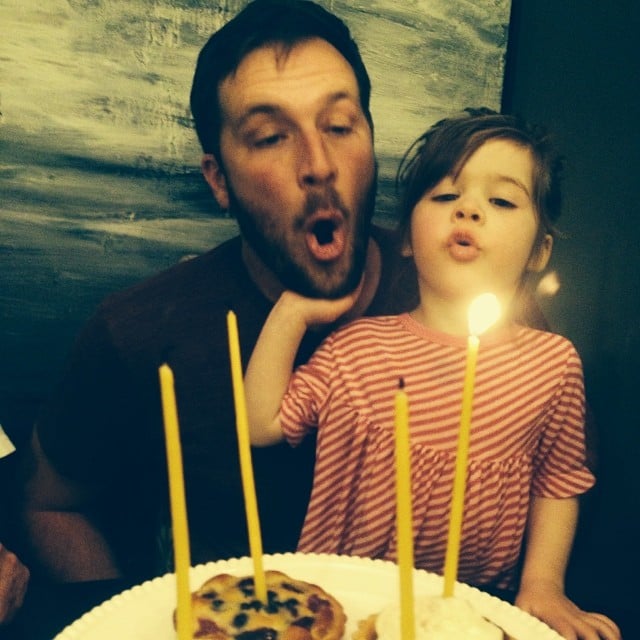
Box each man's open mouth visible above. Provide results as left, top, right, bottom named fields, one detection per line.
left=304, top=212, right=346, bottom=261
left=313, top=219, right=336, bottom=245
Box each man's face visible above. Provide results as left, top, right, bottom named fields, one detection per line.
left=204, top=38, right=376, bottom=298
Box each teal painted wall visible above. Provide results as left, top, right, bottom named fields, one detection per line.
left=0, top=0, right=511, bottom=420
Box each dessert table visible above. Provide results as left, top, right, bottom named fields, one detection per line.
left=4, top=554, right=557, bottom=640
left=5, top=557, right=635, bottom=640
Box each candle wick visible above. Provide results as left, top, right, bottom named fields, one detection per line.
left=160, top=345, right=175, bottom=366
left=398, top=377, right=405, bottom=390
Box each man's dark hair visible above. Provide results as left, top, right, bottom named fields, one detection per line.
left=190, top=0, right=372, bottom=160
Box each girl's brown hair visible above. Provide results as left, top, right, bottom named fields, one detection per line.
left=396, top=108, right=563, bottom=248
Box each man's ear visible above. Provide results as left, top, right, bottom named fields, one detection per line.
left=400, top=232, right=413, bottom=257
left=527, top=234, right=553, bottom=273
left=201, top=154, right=229, bottom=210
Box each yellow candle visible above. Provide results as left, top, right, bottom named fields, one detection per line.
left=442, top=336, right=479, bottom=597
left=394, top=379, right=415, bottom=640
left=159, top=363, right=192, bottom=640
left=226, top=310, right=267, bottom=602
left=442, top=293, right=500, bottom=597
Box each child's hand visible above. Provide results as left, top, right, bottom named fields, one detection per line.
left=515, top=580, right=621, bottom=640
left=278, top=279, right=364, bottom=330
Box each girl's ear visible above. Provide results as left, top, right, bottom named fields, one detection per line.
left=201, top=154, right=229, bottom=210
left=527, top=234, right=554, bottom=272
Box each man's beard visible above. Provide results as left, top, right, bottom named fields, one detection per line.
left=228, top=179, right=376, bottom=299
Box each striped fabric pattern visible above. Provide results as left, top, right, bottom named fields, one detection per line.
left=280, top=314, right=594, bottom=589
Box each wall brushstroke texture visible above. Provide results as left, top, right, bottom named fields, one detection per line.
left=0, top=0, right=511, bottom=418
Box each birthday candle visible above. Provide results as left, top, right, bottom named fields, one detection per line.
left=442, top=336, right=478, bottom=597
left=443, top=294, right=500, bottom=597
left=159, top=363, right=192, bottom=640
left=395, top=379, right=415, bottom=640
left=226, top=310, right=267, bottom=602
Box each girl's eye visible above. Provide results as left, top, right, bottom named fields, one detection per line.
left=431, top=193, right=458, bottom=202
left=490, top=197, right=516, bottom=208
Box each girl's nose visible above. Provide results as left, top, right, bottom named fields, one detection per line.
left=452, top=198, right=484, bottom=223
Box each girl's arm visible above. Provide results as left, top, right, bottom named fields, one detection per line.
left=245, top=289, right=360, bottom=447
left=516, top=495, right=620, bottom=640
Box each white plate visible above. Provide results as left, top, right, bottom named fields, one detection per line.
left=54, top=553, right=561, bottom=639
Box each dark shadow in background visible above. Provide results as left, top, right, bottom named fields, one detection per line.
left=503, top=1, right=639, bottom=637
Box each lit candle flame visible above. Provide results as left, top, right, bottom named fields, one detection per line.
left=468, top=293, right=501, bottom=337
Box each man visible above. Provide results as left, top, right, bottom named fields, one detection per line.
left=0, top=544, right=29, bottom=626
left=0, top=426, right=30, bottom=625
left=22, top=0, right=414, bottom=584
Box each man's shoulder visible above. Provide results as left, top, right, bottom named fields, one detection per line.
left=100, top=236, right=243, bottom=312
left=77, top=235, right=258, bottom=351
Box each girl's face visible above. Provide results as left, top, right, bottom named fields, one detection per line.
left=407, top=138, right=552, bottom=311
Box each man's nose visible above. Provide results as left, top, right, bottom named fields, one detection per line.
left=297, top=132, right=337, bottom=187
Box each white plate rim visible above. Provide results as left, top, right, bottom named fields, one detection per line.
left=54, top=553, right=562, bottom=640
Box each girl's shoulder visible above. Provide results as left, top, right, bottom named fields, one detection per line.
left=332, top=314, right=404, bottom=337
left=514, top=325, right=582, bottom=361
left=515, top=324, right=576, bottom=345
left=319, top=315, right=406, bottom=352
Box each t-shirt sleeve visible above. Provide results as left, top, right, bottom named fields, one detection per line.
left=36, top=307, right=152, bottom=485
left=531, top=343, right=595, bottom=498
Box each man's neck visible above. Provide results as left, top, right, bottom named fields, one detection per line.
left=241, top=238, right=381, bottom=320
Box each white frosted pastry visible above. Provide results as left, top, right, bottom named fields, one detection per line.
left=354, top=595, right=503, bottom=640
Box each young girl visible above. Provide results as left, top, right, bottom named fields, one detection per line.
left=245, top=109, right=620, bottom=640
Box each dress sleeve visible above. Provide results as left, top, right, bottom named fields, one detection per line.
left=530, top=344, right=595, bottom=498
left=279, top=335, right=337, bottom=447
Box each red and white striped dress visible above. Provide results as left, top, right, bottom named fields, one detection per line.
left=280, top=313, right=594, bottom=589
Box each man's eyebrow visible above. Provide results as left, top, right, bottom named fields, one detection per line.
left=235, top=104, right=281, bottom=128
left=235, top=91, right=360, bottom=128
left=324, top=90, right=359, bottom=105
